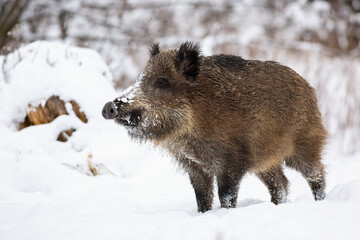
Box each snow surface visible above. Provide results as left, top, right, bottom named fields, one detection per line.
left=1, top=42, right=360, bottom=240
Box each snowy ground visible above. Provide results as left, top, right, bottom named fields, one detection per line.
left=1, top=42, right=360, bottom=240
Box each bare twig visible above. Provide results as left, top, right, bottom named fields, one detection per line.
left=97, top=163, right=116, bottom=177
left=46, top=47, right=59, bottom=67
left=0, top=0, right=30, bottom=51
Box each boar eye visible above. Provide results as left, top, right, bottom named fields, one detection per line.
left=154, top=77, right=170, bottom=89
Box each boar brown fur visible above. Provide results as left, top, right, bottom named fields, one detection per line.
left=102, top=42, right=327, bottom=212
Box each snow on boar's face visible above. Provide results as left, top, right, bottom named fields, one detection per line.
left=102, top=42, right=201, bottom=142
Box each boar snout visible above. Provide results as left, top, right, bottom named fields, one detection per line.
left=103, top=98, right=143, bottom=128
left=102, top=101, right=118, bottom=119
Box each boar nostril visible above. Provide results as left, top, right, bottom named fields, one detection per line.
left=102, top=102, right=118, bottom=119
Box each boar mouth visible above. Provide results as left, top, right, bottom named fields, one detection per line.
left=115, top=109, right=142, bottom=127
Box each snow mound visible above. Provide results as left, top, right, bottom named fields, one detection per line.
left=0, top=41, right=115, bottom=129
left=327, top=180, right=360, bottom=202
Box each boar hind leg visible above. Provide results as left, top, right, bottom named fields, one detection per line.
left=304, top=165, right=326, bottom=201
left=185, top=161, right=214, bottom=213
left=285, top=156, right=326, bottom=201
left=257, top=165, right=289, bottom=204
left=285, top=132, right=326, bottom=201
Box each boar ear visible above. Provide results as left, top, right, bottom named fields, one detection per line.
left=175, top=41, right=201, bottom=81
left=149, top=42, right=160, bottom=57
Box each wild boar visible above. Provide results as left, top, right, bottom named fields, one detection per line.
left=102, top=42, right=326, bottom=212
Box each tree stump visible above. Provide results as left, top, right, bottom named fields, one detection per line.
left=19, top=95, right=88, bottom=142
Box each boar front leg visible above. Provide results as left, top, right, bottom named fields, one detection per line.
left=181, top=158, right=214, bottom=213
left=217, top=169, right=247, bottom=209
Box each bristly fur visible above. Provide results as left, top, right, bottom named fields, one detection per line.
left=175, top=41, right=201, bottom=81
left=149, top=42, right=160, bottom=57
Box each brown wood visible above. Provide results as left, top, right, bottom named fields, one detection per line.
left=19, top=95, right=88, bottom=142
left=57, top=129, right=76, bottom=142
left=70, top=100, right=88, bottom=123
